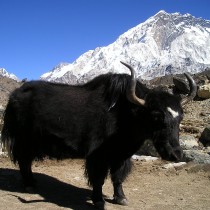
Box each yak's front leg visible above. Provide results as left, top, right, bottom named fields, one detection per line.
left=110, top=158, right=132, bottom=206
left=85, top=152, right=109, bottom=210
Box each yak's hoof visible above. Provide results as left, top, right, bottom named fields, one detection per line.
left=113, top=197, right=128, bottom=206
left=94, top=201, right=107, bottom=210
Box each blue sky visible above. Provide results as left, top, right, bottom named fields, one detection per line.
left=1, top=0, right=210, bottom=80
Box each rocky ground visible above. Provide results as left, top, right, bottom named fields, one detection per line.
left=180, top=98, right=210, bottom=163
left=137, top=69, right=210, bottom=164
left=0, top=156, right=210, bottom=210
left=181, top=98, right=210, bottom=140
left=136, top=97, right=210, bottom=164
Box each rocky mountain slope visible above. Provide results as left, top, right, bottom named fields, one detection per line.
left=41, top=10, right=210, bottom=84
left=0, top=71, right=210, bottom=164
left=0, top=77, right=21, bottom=130
left=0, top=77, right=21, bottom=107
left=0, top=68, right=19, bottom=81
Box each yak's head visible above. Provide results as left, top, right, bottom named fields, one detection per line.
left=121, top=61, right=197, bottom=162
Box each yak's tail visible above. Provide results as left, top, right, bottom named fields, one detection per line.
left=1, top=99, right=18, bottom=163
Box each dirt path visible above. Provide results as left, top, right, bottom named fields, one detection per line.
left=0, top=156, right=210, bottom=210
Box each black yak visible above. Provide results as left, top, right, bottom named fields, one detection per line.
left=1, top=62, right=196, bottom=209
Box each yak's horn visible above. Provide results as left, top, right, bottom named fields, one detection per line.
left=181, top=73, right=197, bottom=106
left=120, top=61, right=145, bottom=106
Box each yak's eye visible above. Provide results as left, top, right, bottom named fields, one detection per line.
left=151, top=110, right=164, bottom=122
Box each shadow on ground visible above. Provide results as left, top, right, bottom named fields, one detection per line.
left=0, top=168, right=95, bottom=210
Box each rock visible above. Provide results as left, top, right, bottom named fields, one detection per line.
left=0, top=105, right=5, bottom=118
left=203, top=146, right=210, bottom=154
left=183, top=150, right=210, bottom=164
left=21, top=78, right=27, bottom=83
left=173, top=76, right=190, bottom=94
left=180, top=135, right=199, bottom=150
left=132, top=155, right=159, bottom=161
left=199, top=125, right=210, bottom=146
left=136, top=139, right=159, bottom=157
left=163, top=162, right=186, bottom=169
left=197, top=84, right=210, bottom=99
left=0, top=133, right=7, bottom=156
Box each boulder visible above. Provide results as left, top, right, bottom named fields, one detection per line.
left=197, top=84, right=210, bottom=99
left=183, top=150, right=210, bottom=164
left=162, top=162, right=186, bottom=169
left=136, top=139, right=159, bottom=157
left=173, top=76, right=190, bottom=94
left=199, top=125, right=210, bottom=146
left=180, top=135, right=199, bottom=150
left=132, top=155, right=158, bottom=162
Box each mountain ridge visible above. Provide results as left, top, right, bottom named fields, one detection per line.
left=40, top=10, right=210, bottom=84
left=1, top=10, right=210, bottom=83
left=0, top=68, right=19, bottom=81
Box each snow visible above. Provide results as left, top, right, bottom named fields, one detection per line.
left=0, top=68, right=19, bottom=81
left=38, top=11, right=210, bottom=84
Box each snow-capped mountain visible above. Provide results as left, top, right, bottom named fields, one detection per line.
left=41, top=10, right=210, bottom=84
left=0, top=68, right=19, bottom=81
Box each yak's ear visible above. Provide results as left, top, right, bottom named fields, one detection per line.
left=104, top=74, right=128, bottom=111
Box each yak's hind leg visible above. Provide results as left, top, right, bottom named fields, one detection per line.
left=17, top=156, right=35, bottom=192
left=85, top=150, right=109, bottom=210
left=13, top=139, right=36, bottom=192
left=110, top=158, right=132, bottom=206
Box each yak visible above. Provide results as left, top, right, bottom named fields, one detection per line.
left=1, top=62, right=196, bottom=209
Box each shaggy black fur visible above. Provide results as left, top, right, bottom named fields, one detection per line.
left=1, top=72, right=184, bottom=208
